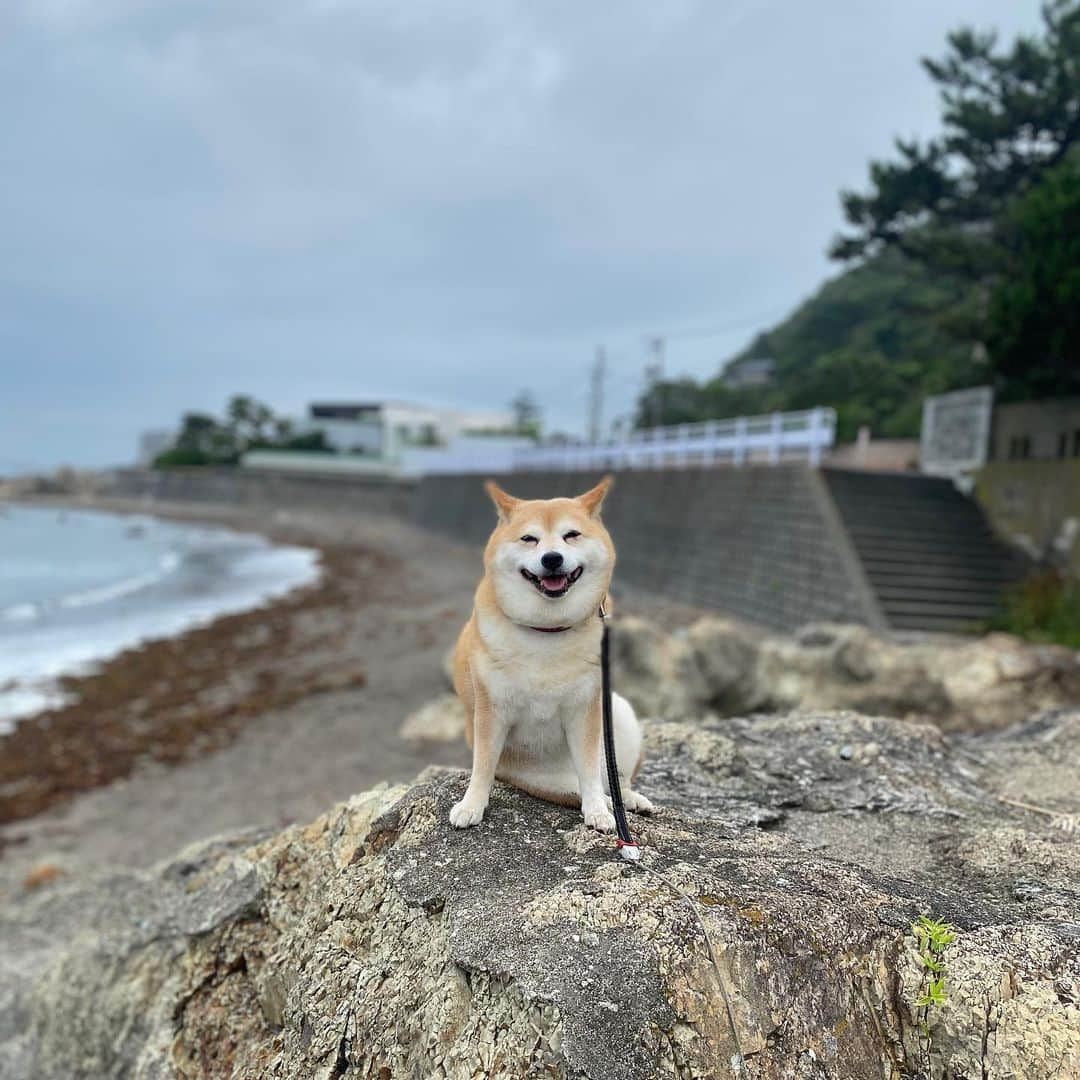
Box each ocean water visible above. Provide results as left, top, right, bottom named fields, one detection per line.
left=0, top=505, right=320, bottom=732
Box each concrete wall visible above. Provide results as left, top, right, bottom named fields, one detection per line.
left=104, top=465, right=877, bottom=631
left=413, top=467, right=877, bottom=632
left=976, top=460, right=1080, bottom=575
left=106, top=467, right=414, bottom=519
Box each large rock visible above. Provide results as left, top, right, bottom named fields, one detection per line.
left=3, top=708, right=1078, bottom=1079
left=614, top=616, right=1080, bottom=732
left=400, top=692, right=466, bottom=744
left=608, top=616, right=715, bottom=722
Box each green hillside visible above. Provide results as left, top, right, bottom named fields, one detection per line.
left=725, top=251, right=985, bottom=439
left=636, top=3, right=1079, bottom=443
left=638, top=251, right=985, bottom=442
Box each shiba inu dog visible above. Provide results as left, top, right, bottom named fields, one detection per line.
left=449, top=476, right=654, bottom=831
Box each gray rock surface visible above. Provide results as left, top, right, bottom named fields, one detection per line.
left=3, top=707, right=1078, bottom=1079
left=613, top=616, right=1080, bottom=733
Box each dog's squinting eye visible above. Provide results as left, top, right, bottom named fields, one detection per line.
left=563, top=530, right=581, bottom=541
left=520, top=534, right=538, bottom=544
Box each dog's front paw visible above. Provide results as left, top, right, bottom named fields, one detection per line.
left=449, top=799, right=486, bottom=828
left=623, top=789, right=656, bottom=815
left=583, top=803, right=617, bottom=833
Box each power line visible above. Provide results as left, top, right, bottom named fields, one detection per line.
left=579, top=303, right=790, bottom=437
left=658, top=305, right=789, bottom=343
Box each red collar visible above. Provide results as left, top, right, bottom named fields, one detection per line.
left=525, top=600, right=608, bottom=635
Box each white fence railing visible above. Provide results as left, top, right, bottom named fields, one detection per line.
left=243, top=409, right=836, bottom=476
left=398, top=436, right=534, bottom=477
left=513, top=408, right=836, bottom=472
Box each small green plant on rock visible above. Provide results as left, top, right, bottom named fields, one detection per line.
left=914, top=916, right=955, bottom=1005
left=911, top=915, right=958, bottom=1073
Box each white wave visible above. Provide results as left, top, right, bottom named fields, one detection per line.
left=0, top=683, right=71, bottom=736
left=1, top=602, right=40, bottom=624
left=3, top=544, right=184, bottom=619
left=57, top=568, right=168, bottom=610
left=0, top=513, right=321, bottom=729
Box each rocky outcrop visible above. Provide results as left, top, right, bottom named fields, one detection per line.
left=400, top=692, right=466, bottom=745
left=612, top=616, right=1080, bottom=733
left=422, top=619, right=1080, bottom=741
left=4, top=707, right=1078, bottom=1079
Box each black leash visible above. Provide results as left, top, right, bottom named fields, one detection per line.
left=599, top=601, right=639, bottom=860
left=599, top=606, right=745, bottom=1071
left=596, top=604, right=746, bottom=1070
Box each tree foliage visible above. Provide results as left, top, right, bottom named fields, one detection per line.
left=153, top=395, right=330, bottom=468
left=831, top=1, right=1079, bottom=395
left=986, top=160, right=1080, bottom=398
left=636, top=251, right=982, bottom=441
left=509, top=390, right=543, bottom=438
left=634, top=3, right=1079, bottom=438
left=831, top=1, right=1080, bottom=276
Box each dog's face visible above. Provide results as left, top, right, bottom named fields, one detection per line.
left=482, top=477, right=615, bottom=629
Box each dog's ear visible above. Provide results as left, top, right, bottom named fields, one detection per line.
left=484, top=480, right=520, bottom=522
left=577, top=474, right=613, bottom=518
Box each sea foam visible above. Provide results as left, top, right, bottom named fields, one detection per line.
left=0, top=506, right=320, bottom=732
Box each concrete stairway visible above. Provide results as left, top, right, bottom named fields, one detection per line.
left=823, top=468, right=1030, bottom=633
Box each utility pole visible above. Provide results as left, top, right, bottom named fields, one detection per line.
left=644, top=336, right=665, bottom=428
left=588, top=346, right=606, bottom=443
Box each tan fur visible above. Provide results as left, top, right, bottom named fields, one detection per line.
left=449, top=477, right=654, bottom=831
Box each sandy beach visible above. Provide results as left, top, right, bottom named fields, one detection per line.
left=0, top=497, right=703, bottom=893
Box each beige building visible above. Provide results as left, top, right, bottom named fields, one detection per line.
left=988, top=397, right=1080, bottom=462
left=977, top=397, right=1080, bottom=574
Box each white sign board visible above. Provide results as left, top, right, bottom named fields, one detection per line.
left=920, top=386, right=994, bottom=478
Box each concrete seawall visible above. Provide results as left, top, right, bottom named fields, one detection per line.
left=107, top=466, right=414, bottom=519
left=412, top=467, right=879, bottom=630
left=106, top=466, right=880, bottom=632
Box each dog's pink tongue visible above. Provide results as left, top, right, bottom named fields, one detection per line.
left=541, top=575, right=568, bottom=592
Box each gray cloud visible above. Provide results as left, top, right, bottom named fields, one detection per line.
left=1, top=0, right=1042, bottom=468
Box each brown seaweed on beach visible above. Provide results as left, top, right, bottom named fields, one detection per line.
left=0, top=546, right=380, bottom=827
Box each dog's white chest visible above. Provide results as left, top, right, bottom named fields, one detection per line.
left=477, top=623, right=599, bottom=735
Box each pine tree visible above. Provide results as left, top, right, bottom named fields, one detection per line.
left=831, top=0, right=1080, bottom=279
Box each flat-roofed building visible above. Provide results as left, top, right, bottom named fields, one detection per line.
left=723, top=356, right=775, bottom=389
left=305, top=400, right=514, bottom=455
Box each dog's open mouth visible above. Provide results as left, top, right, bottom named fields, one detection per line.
left=520, top=565, right=584, bottom=598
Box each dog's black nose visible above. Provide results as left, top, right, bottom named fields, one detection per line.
left=540, top=551, right=564, bottom=571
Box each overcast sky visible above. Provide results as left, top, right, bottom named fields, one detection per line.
left=1, top=0, right=1043, bottom=470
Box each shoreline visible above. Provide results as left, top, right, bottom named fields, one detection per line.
left=0, top=502, right=321, bottom=731
left=0, top=497, right=364, bottom=829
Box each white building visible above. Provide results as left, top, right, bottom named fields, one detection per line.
left=303, top=400, right=514, bottom=456
left=241, top=399, right=524, bottom=477
left=724, top=356, right=775, bottom=389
